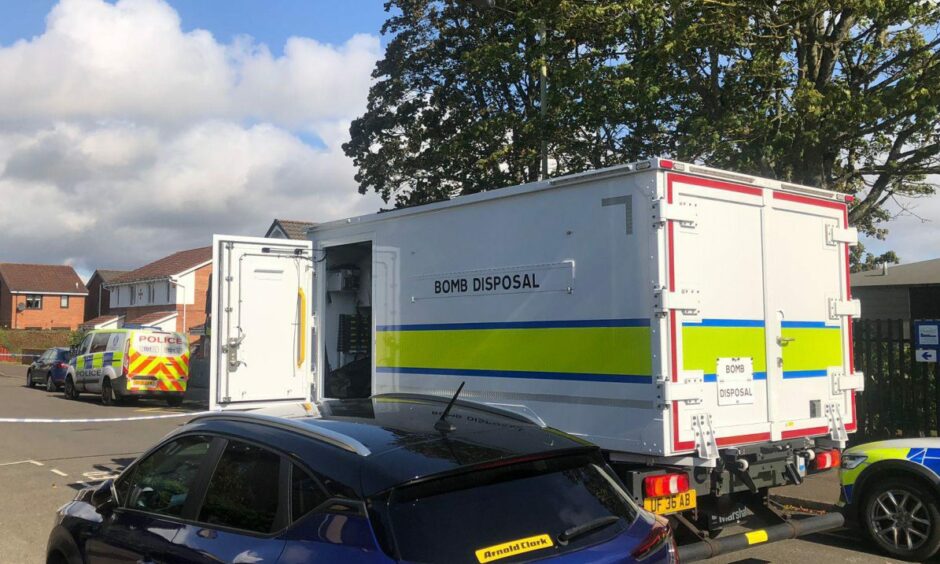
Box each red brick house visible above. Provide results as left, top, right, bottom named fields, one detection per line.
left=0, top=263, right=88, bottom=329
left=83, top=269, right=127, bottom=323
left=106, top=247, right=212, bottom=337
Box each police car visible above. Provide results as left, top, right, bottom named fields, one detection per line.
left=840, top=438, right=940, bottom=561
left=66, top=328, right=190, bottom=406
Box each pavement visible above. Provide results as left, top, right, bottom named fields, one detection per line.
left=0, top=362, right=201, bottom=563
left=0, top=360, right=928, bottom=563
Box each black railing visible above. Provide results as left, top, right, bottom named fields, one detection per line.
left=853, top=319, right=938, bottom=440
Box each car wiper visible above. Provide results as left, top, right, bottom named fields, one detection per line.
left=558, top=515, right=621, bottom=545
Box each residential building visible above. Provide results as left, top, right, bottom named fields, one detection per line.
left=84, top=269, right=127, bottom=322
left=0, top=263, right=88, bottom=329
left=106, top=247, right=212, bottom=336
left=265, top=219, right=316, bottom=240
left=852, top=258, right=940, bottom=320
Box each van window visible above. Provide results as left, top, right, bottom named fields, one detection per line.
left=89, top=333, right=111, bottom=354
left=79, top=334, right=93, bottom=355
left=107, top=333, right=124, bottom=352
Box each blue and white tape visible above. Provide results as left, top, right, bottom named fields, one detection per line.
left=0, top=412, right=209, bottom=423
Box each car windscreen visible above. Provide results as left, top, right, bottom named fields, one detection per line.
left=377, top=452, right=638, bottom=563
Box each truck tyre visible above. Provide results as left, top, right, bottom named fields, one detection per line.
left=862, top=477, right=940, bottom=562
left=65, top=376, right=79, bottom=400
left=101, top=378, right=114, bottom=406
left=46, top=373, right=55, bottom=392
left=166, top=396, right=183, bottom=408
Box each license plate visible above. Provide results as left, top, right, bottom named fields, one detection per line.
left=643, top=490, right=696, bottom=515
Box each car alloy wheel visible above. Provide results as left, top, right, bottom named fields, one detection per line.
left=864, top=478, right=940, bottom=561
left=26, top=370, right=34, bottom=388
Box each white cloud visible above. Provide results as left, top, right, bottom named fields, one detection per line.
left=0, top=0, right=385, bottom=273
left=862, top=178, right=940, bottom=264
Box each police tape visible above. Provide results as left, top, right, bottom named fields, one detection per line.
left=0, top=411, right=210, bottom=424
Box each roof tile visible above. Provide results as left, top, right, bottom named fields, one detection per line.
left=0, top=263, right=87, bottom=294
left=111, top=247, right=211, bottom=285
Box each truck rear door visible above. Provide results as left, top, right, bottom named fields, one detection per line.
left=664, top=172, right=858, bottom=456
left=765, top=192, right=859, bottom=441
left=210, top=235, right=314, bottom=410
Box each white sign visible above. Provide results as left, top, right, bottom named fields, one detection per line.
left=413, top=261, right=575, bottom=300
left=919, top=324, right=939, bottom=346
left=916, top=349, right=938, bottom=363
left=716, top=357, right=755, bottom=406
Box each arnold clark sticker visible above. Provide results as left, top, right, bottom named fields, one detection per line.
left=716, top=357, right=755, bottom=406
left=475, top=534, right=554, bottom=563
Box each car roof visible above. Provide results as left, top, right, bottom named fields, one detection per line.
left=188, top=395, right=595, bottom=497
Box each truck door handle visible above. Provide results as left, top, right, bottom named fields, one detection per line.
left=777, top=337, right=795, bottom=346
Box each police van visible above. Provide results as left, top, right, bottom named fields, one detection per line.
left=66, top=328, right=190, bottom=406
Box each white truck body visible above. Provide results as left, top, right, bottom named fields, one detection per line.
left=211, top=159, right=862, bottom=462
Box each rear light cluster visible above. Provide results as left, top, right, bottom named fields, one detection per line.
left=631, top=515, right=677, bottom=561
left=644, top=473, right=690, bottom=498
left=54, top=361, right=66, bottom=369
left=814, top=449, right=841, bottom=470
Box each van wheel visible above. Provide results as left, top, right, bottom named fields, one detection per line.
left=101, top=379, right=114, bottom=406
left=166, top=396, right=183, bottom=407
left=65, top=377, right=79, bottom=400
left=45, top=373, right=55, bottom=392
left=863, top=477, right=940, bottom=561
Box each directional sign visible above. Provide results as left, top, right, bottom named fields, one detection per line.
left=917, top=323, right=940, bottom=347
left=916, top=349, right=938, bottom=363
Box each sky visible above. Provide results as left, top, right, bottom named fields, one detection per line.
left=0, top=0, right=388, bottom=278
left=0, top=0, right=932, bottom=279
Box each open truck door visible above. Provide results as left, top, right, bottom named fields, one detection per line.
left=210, top=235, right=314, bottom=410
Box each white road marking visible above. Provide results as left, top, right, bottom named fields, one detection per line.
left=0, top=412, right=206, bottom=423
left=29, top=459, right=43, bottom=466
left=0, top=459, right=43, bottom=467
left=82, top=470, right=119, bottom=482
left=50, top=469, right=67, bottom=477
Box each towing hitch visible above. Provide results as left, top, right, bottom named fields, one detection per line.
left=676, top=511, right=845, bottom=562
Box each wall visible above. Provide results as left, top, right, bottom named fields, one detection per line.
left=854, top=286, right=910, bottom=320
left=84, top=275, right=117, bottom=321
left=6, top=293, right=86, bottom=329
left=0, top=279, right=11, bottom=328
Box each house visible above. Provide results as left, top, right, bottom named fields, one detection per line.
left=0, top=263, right=88, bottom=329
left=852, top=258, right=940, bottom=320
left=265, top=219, right=316, bottom=240
left=84, top=269, right=127, bottom=322
left=106, top=247, right=212, bottom=336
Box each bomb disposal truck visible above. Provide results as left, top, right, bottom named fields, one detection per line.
left=209, top=159, right=861, bottom=554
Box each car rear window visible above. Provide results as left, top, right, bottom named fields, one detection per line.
left=378, top=453, right=637, bottom=564
left=56, top=349, right=70, bottom=361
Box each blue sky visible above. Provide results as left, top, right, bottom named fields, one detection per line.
left=0, top=0, right=390, bottom=51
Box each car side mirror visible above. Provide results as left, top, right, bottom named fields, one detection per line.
left=91, top=479, right=116, bottom=515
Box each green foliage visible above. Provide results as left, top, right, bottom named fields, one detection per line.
left=345, top=0, right=940, bottom=265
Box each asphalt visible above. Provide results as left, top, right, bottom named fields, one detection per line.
left=0, top=362, right=201, bottom=563
left=0, top=361, right=927, bottom=563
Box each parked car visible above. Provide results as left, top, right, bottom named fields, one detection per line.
left=26, top=347, right=71, bottom=391
left=47, top=394, right=677, bottom=563
left=840, top=438, right=940, bottom=561
left=65, top=328, right=189, bottom=406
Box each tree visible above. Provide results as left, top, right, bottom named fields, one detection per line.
left=344, top=0, right=940, bottom=263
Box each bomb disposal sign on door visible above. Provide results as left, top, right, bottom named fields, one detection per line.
left=716, top=357, right=755, bottom=406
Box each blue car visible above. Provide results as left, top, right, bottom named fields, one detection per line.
left=47, top=394, right=677, bottom=563
left=26, top=347, right=71, bottom=391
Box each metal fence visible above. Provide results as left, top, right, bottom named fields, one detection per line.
left=853, top=319, right=938, bottom=440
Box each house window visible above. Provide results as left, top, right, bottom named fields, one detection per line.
left=60, top=295, right=69, bottom=308
left=131, top=286, right=137, bottom=305
left=25, top=295, right=42, bottom=309
left=148, top=283, right=155, bottom=303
